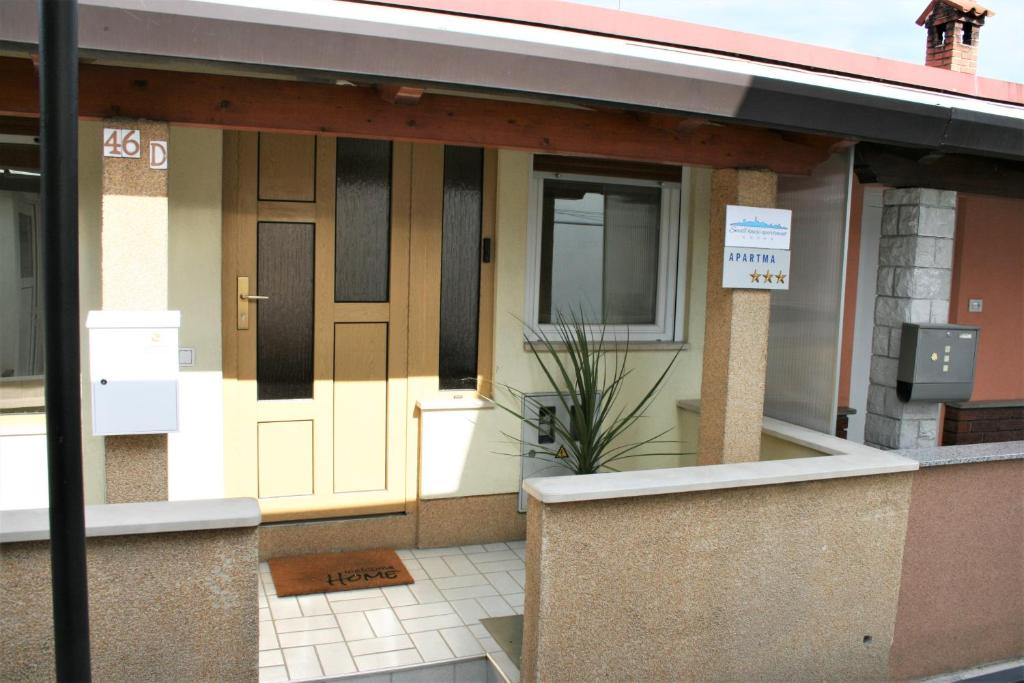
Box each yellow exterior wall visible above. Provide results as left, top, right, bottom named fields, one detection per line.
left=420, top=151, right=711, bottom=498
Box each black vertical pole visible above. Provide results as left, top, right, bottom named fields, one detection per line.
left=39, top=0, right=92, bottom=680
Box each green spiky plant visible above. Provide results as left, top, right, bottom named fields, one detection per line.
left=496, top=309, right=685, bottom=475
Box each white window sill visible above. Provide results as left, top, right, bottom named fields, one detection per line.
left=416, top=394, right=495, bottom=412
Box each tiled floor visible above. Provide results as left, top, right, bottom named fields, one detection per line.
left=258, top=542, right=527, bottom=682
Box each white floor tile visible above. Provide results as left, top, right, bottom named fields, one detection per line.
left=259, top=607, right=272, bottom=622
left=259, top=649, right=283, bottom=667
left=468, top=624, right=489, bottom=639
left=419, top=557, right=455, bottom=579
left=393, top=663, right=457, bottom=683
left=513, top=605, right=523, bottom=615
left=433, top=574, right=489, bottom=591
left=266, top=596, right=302, bottom=620
left=327, top=587, right=383, bottom=602
left=331, top=596, right=390, bottom=614
left=354, top=648, right=423, bottom=672
left=383, top=584, right=418, bottom=607
left=482, top=571, right=520, bottom=596
left=259, top=623, right=278, bottom=651
left=508, top=570, right=526, bottom=589
left=410, top=630, right=455, bottom=663
left=258, top=592, right=268, bottom=609
left=258, top=665, right=288, bottom=683
left=448, top=598, right=488, bottom=626
left=409, top=579, right=446, bottom=604
left=316, top=642, right=357, bottom=676
left=473, top=559, right=524, bottom=574
left=276, top=627, right=344, bottom=648
left=482, top=543, right=508, bottom=552
left=412, top=546, right=463, bottom=558
left=504, top=593, right=524, bottom=608
left=458, top=545, right=485, bottom=554
left=465, top=550, right=517, bottom=564
left=402, top=558, right=423, bottom=571
left=366, top=607, right=406, bottom=637
left=395, top=602, right=455, bottom=620
left=455, top=658, right=489, bottom=683
left=348, top=634, right=415, bottom=657
left=441, top=555, right=478, bottom=576
left=476, top=635, right=501, bottom=654
left=273, top=614, right=338, bottom=634
left=336, top=612, right=376, bottom=641
left=297, top=593, right=332, bottom=616
left=410, top=567, right=430, bottom=581
left=401, top=613, right=464, bottom=633
left=396, top=549, right=415, bottom=559
left=512, top=547, right=527, bottom=561
left=477, top=595, right=514, bottom=618
left=283, top=645, right=323, bottom=680
left=440, top=584, right=498, bottom=601
left=439, top=626, right=484, bottom=657
left=506, top=541, right=526, bottom=551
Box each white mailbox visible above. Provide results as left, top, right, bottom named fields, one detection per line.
left=86, top=311, right=180, bottom=436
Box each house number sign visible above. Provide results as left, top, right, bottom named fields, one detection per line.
left=103, top=128, right=169, bottom=170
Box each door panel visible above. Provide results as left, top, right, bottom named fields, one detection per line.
left=225, top=132, right=412, bottom=521
left=333, top=323, right=388, bottom=493
left=258, top=421, right=314, bottom=497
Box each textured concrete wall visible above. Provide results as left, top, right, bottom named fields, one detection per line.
left=0, top=527, right=258, bottom=682
left=890, top=460, right=1024, bottom=680
left=521, top=473, right=913, bottom=682
left=698, top=169, right=776, bottom=464
left=866, top=188, right=956, bottom=450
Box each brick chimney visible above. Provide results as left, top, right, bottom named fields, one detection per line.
left=916, top=1, right=994, bottom=74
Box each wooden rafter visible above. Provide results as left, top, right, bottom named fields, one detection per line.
left=0, top=57, right=839, bottom=174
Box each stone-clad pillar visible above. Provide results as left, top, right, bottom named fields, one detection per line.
left=865, top=188, right=956, bottom=450
left=101, top=120, right=170, bottom=502
left=698, top=169, right=777, bottom=465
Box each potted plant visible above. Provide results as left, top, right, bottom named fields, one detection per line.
left=497, top=310, right=685, bottom=475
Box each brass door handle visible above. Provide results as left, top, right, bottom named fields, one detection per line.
left=240, top=294, right=269, bottom=301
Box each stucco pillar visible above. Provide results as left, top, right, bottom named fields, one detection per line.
left=101, top=120, right=170, bottom=502
left=865, top=188, right=956, bottom=450
left=697, top=169, right=777, bottom=464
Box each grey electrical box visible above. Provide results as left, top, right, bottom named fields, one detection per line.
left=518, top=392, right=598, bottom=512
left=897, top=323, right=979, bottom=403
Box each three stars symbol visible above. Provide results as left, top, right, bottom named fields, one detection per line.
left=749, top=270, right=786, bottom=284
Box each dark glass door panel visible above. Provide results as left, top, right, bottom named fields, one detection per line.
left=335, top=138, right=392, bottom=302
left=439, top=146, right=484, bottom=390
left=257, top=222, right=314, bottom=400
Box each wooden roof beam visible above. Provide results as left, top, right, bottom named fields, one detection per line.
left=0, top=57, right=838, bottom=175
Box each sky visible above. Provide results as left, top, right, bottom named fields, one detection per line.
left=571, top=0, right=1023, bottom=83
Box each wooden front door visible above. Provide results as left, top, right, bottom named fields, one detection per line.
left=222, top=132, right=414, bottom=521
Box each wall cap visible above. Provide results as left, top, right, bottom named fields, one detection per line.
left=0, top=497, right=261, bottom=544
left=898, top=440, right=1024, bottom=467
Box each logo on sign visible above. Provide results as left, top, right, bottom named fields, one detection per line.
left=725, top=205, right=792, bottom=250
left=149, top=140, right=168, bottom=170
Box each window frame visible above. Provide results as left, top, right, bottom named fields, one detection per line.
left=525, top=169, right=688, bottom=343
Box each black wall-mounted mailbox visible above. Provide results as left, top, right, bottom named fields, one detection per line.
left=897, top=323, right=980, bottom=402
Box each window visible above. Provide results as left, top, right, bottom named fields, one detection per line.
left=526, top=167, right=685, bottom=342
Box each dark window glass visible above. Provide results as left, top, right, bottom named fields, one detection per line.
left=257, top=222, right=314, bottom=400
left=538, top=179, right=661, bottom=325
left=439, top=146, right=484, bottom=391
left=335, top=138, right=392, bottom=302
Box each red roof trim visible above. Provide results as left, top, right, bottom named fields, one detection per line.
left=348, top=0, right=1023, bottom=105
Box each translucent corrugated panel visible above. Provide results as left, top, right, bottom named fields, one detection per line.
left=257, top=222, right=315, bottom=401
left=764, top=152, right=852, bottom=433
left=438, top=146, right=483, bottom=391
left=335, top=138, right=392, bottom=302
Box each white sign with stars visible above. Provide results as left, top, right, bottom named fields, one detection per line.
left=725, top=204, right=792, bottom=250
left=722, top=247, right=790, bottom=290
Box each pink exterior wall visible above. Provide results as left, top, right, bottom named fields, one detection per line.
left=949, top=194, right=1024, bottom=401
left=889, top=460, right=1024, bottom=680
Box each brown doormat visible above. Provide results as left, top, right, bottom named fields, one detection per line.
left=268, top=549, right=414, bottom=597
